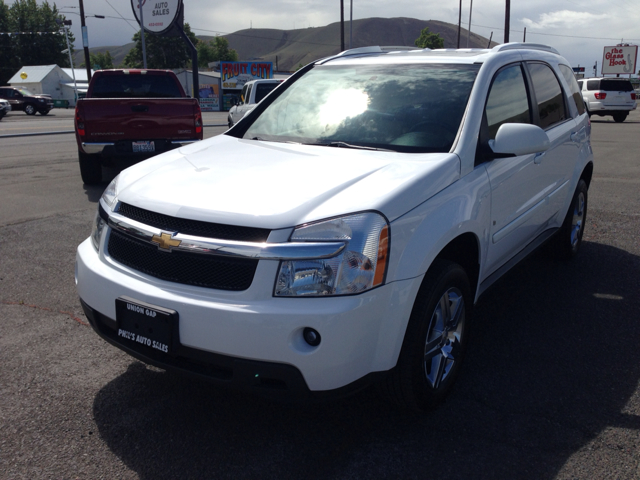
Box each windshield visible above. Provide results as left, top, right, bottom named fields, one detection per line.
left=242, top=63, right=479, bottom=153
left=17, top=89, right=31, bottom=96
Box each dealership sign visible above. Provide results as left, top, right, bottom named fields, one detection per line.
left=131, top=0, right=182, bottom=34
left=601, top=45, right=638, bottom=75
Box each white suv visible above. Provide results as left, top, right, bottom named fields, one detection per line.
left=577, top=77, right=637, bottom=122
left=77, top=43, right=593, bottom=410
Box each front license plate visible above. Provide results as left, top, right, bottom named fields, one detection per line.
left=132, top=140, right=155, bottom=153
left=115, top=296, right=178, bottom=355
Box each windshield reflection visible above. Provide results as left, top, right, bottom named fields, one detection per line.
left=243, top=64, right=480, bottom=153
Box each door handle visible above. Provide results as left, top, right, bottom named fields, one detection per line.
left=131, top=105, right=149, bottom=112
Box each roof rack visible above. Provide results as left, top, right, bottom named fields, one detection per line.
left=492, top=43, right=560, bottom=55
left=318, top=46, right=425, bottom=64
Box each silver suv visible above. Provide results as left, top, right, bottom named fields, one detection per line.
left=577, top=77, right=637, bottom=122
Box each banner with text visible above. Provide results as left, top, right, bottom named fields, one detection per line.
left=221, top=62, right=273, bottom=89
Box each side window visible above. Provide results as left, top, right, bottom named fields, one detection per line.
left=527, top=63, right=567, bottom=130
left=240, top=84, right=249, bottom=103
left=245, top=84, right=253, bottom=103
left=586, top=80, right=599, bottom=91
left=485, top=64, right=531, bottom=139
left=577, top=80, right=583, bottom=90
left=558, top=65, right=586, bottom=116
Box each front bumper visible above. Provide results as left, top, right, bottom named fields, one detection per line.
left=76, top=237, right=421, bottom=395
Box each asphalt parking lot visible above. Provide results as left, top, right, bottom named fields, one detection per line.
left=1, top=108, right=639, bottom=479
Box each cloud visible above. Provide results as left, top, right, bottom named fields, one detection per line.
left=521, top=10, right=610, bottom=30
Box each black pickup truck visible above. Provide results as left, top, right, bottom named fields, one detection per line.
left=0, top=87, right=54, bottom=115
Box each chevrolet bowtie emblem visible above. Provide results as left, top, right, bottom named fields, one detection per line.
left=151, top=232, right=181, bottom=251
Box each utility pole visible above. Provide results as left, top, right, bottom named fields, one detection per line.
left=340, top=0, right=345, bottom=51
left=78, top=0, right=92, bottom=82
left=504, top=0, right=510, bottom=43
left=139, top=0, right=148, bottom=68
left=457, top=0, right=462, bottom=48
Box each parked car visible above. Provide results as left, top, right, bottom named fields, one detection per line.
left=0, top=98, right=10, bottom=119
left=0, top=87, right=53, bottom=115
left=577, top=77, right=637, bottom=122
left=227, top=79, right=282, bottom=127
left=77, top=43, right=593, bottom=411
left=74, top=69, right=203, bottom=185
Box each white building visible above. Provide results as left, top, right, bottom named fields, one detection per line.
left=8, top=65, right=94, bottom=107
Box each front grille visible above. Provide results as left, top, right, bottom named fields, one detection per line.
left=118, top=203, right=270, bottom=242
left=108, top=230, right=258, bottom=291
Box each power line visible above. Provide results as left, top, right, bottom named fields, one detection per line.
left=471, top=22, right=640, bottom=42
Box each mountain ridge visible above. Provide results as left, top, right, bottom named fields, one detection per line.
left=82, top=17, right=497, bottom=72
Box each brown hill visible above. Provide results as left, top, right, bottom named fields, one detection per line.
left=83, top=17, right=496, bottom=72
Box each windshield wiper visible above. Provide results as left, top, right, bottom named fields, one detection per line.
left=310, top=141, right=394, bottom=152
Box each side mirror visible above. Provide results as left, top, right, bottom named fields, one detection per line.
left=490, top=123, right=550, bottom=157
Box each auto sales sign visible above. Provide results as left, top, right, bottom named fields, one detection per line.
left=601, top=45, right=638, bottom=75
left=131, top=0, right=182, bottom=34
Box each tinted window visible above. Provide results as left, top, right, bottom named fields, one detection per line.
left=245, top=84, right=252, bottom=103
left=241, top=64, right=479, bottom=153
left=240, top=84, right=249, bottom=103
left=559, top=65, right=586, bottom=115
left=528, top=63, right=567, bottom=129
left=90, top=75, right=183, bottom=98
left=600, top=79, right=634, bottom=91
left=254, top=83, right=279, bottom=103
left=485, top=64, right=530, bottom=139
left=586, top=80, right=600, bottom=91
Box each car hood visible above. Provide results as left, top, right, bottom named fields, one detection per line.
left=115, top=134, right=460, bottom=229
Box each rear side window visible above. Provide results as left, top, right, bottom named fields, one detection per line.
left=558, top=65, right=586, bottom=116
left=600, top=79, right=634, bottom=92
left=586, top=80, right=600, bottom=91
left=485, top=64, right=530, bottom=139
left=254, top=83, right=278, bottom=103
left=527, top=63, right=567, bottom=130
left=90, top=74, right=183, bottom=98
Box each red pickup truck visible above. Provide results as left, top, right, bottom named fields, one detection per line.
left=74, top=69, right=203, bottom=185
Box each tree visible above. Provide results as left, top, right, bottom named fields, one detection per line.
left=0, top=0, right=72, bottom=85
left=197, top=36, right=238, bottom=68
left=81, top=51, right=115, bottom=70
left=414, top=27, right=444, bottom=49
left=123, top=23, right=199, bottom=69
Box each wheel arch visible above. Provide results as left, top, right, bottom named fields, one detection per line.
left=432, top=232, right=481, bottom=301
left=581, top=161, right=594, bottom=189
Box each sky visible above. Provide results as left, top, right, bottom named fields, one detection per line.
left=51, top=0, right=640, bottom=77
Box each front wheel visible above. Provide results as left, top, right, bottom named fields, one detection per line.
left=379, top=259, right=472, bottom=411
left=613, top=112, right=628, bottom=123
left=79, top=151, right=103, bottom=185
left=24, top=104, right=36, bottom=115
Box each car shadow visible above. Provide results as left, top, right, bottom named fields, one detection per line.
left=82, top=167, right=119, bottom=202
left=92, top=240, right=640, bottom=479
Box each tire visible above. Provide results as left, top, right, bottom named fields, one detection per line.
left=79, top=151, right=103, bottom=185
left=379, top=259, right=472, bottom=411
left=552, top=179, right=588, bottom=260
left=613, top=112, right=627, bottom=123
left=24, top=104, right=36, bottom=115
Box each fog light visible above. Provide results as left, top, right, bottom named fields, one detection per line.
left=303, top=327, right=321, bottom=347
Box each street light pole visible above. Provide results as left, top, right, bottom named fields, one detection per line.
left=78, top=0, right=92, bottom=82
left=56, top=18, right=78, bottom=104
left=138, top=0, right=148, bottom=68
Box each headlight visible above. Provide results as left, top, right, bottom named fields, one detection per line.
left=275, top=212, right=389, bottom=296
left=101, top=175, right=120, bottom=208
left=90, top=209, right=106, bottom=252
